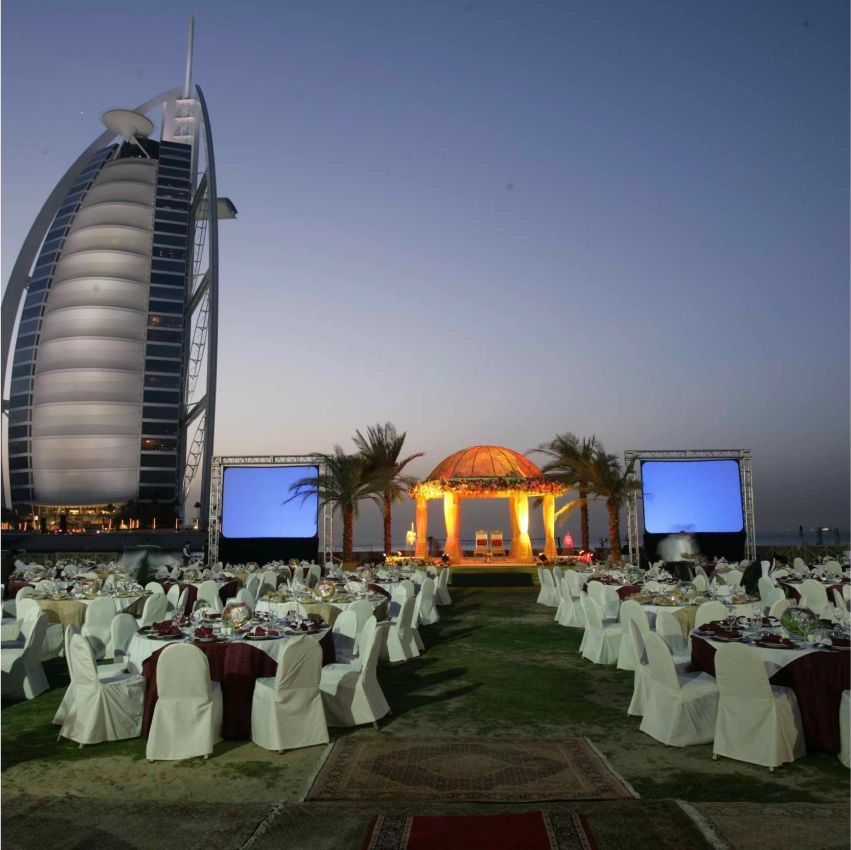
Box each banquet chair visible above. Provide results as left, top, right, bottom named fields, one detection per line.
left=145, top=582, right=165, bottom=595
left=177, top=587, right=190, bottom=617
left=772, top=569, right=790, bottom=580
left=490, top=530, right=506, bottom=558
left=435, top=568, right=452, bottom=606
left=739, top=560, right=750, bottom=568
left=757, top=577, right=776, bottom=608
left=792, top=557, right=807, bottom=574
left=412, top=570, right=428, bottom=587
left=473, top=531, right=489, bottom=559
left=768, top=598, right=791, bottom=621
left=800, top=580, right=830, bottom=617
left=694, top=565, right=708, bottom=580
left=725, top=569, right=744, bottom=589
left=554, top=576, right=569, bottom=625
left=557, top=577, right=584, bottom=627
left=655, top=612, right=691, bottom=662
left=347, top=599, right=377, bottom=657
left=197, top=580, right=224, bottom=613
left=381, top=596, right=419, bottom=663
left=111, top=614, right=139, bottom=664
left=564, top=570, right=584, bottom=601
left=309, top=564, right=322, bottom=586
left=138, top=593, right=169, bottom=630
left=712, top=643, right=805, bottom=770
left=246, top=576, right=261, bottom=601
left=165, top=584, right=181, bottom=614
left=147, top=644, right=223, bottom=761
left=763, top=588, right=785, bottom=616
left=824, top=561, right=843, bottom=578
left=321, top=617, right=391, bottom=728
left=59, top=633, right=146, bottom=747
left=639, top=632, right=719, bottom=747
left=13, top=598, right=63, bottom=661
left=251, top=636, right=328, bottom=752
left=15, top=585, right=35, bottom=605
left=258, top=570, right=280, bottom=596
left=331, top=609, right=359, bottom=662
left=388, top=587, right=408, bottom=621
left=832, top=589, right=849, bottom=619
left=290, top=567, right=307, bottom=587
left=1, top=609, right=49, bottom=700
left=539, top=570, right=559, bottom=608
left=692, top=575, right=708, bottom=593
left=587, top=581, right=618, bottom=619
left=236, top=588, right=255, bottom=610
left=82, top=597, right=117, bottom=660
left=553, top=566, right=564, bottom=585
left=617, top=601, right=650, bottom=671
left=425, top=566, right=438, bottom=579
left=399, top=580, right=415, bottom=599
left=579, top=596, right=621, bottom=665
left=694, top=602, right=727, bottom=630
left=839, top=691, right=850, bottom=769
left=414, top=577, right=440, bottom=626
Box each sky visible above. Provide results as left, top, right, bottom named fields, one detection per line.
left=2, top=0, right=849, bottom=548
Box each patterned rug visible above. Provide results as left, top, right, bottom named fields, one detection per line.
left=363, top=811, right=596, bottom=850
left=306, top=737, right=634, bottom=803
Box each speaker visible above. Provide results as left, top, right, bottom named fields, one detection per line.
left=59, top=514, right=67, bottom=534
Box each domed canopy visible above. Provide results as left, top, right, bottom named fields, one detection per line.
left=426, top=445, right=544, bottom=481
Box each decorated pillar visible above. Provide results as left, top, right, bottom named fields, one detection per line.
left=543, top=494, right=557, bottom=559
left=508, top=494, right=521, bottom=561
left=415, top=496, right=429, bottom=558
left=443, top=491, right=463, bottom=564
left=514, top=493, right=533, bottom=563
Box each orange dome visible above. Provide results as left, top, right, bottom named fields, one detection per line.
left=426, top=446, right=544, bottom=481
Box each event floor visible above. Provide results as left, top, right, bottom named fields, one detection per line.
left=2, top=587, right=848, bottom=849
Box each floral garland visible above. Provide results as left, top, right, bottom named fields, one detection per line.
left=409, top=477, right=566, bottom=499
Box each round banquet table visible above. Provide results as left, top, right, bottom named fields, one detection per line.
left=690, top=634, right=850, bottom=752
left=582, top=580, right=642, bottom=600
left=161, top=580, right=239, bottom=616
left=135, top=628, right=335, bottom=739
left=255, top=596, right=387, bottom=626
left=640, top=602, right=754, bottom=632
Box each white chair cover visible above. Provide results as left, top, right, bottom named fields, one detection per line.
left=839, top=691, right=850, bottom=769
left=1, top=609, right=49, bottom=700
left=628, top=621, right=651, bottom=717
left=725, top=569, right=744, bottom=588
left=321, top=617, right=390, bottom=727
left=14, top=598, right=63, bottom=661
left=388, top=586, right=408, bottom=621
left=250, top=636, right=328, bottom=752
left=713, top=643, right=806, bottom=768
left=800, top=580, right=830, bottom=616
left=617, top=601, right=649, bottom=671
left=415, top=577, right=440, bottom=626
left=111, top=614, right=139, bottom=663
left=196, top=580, right=223, bottom=613
left=695, top=601, right=727, bottom=630
left=59, top=633, right=146, bottom=745
left=347, top=599, right=376, bottom=657
left=656, top=611, right=691, bottom=660
left=763, top=587, right=785, bottom=615
left=435, top=567, right=452, bottom=606
left=399, top=580, right=415, bottom=598
left=692, top=575, right=708, bottom=593
left=557, top=577, right=585, bottom=628
left=538, top=570, right=559, bottom=607
left=769, top=598, right=791, bottom=621
left=138, top=593, right=169, bottom=629
left=331, top=609, right=359, bottom=662
left=145, top=582, right=165, bottom=595
left=580, top=596, right=621, bottom=665
left=824, top=560, right=843, bottom=578
left=236, top=588, right=255, bottom=610
left=639, top=632, right=719, bottom=747
left=757, top=577, right=776, bottom=607
left=82, top=597, right=116, bottom=659
left=165, top=584, right=181, bottom=613
left=259, top=571, right=279, bottom=597
left=308, top=564, right=322, bottom=586
left=553, top=566, right=563, bottom=583
left=146, top=643, right=223, bottom=761
left=381, top=596, right=419, bottom=662
left=246, top=576, right=261, bottom=601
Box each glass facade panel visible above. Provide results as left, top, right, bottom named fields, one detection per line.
left=148, top=299, right=183, bottom=314
left=139, top=486, right=176, bottom=500
left=141, top=437, right=177, bottom=452
left=13, top=348, right=35, bottom=366
left=150, top=259, right=186, bottom=274
left=10, top=472, right=31, bottom=486
left=139, top=454, right=178, bottom=468
left=141, top=421, right=178, bottom=436
left=145, top=358, right=181, bottom=374
left=152, top=221, right=188, bottom=236
left=148, top=315, right=182, bottom=329
left=143, top=405, right=179, bottom=420
left=10, top=378, right=32, bottom=396
left=9, top=408, right=30, bottom=424
left=145, top=344, right=182, bottom=359
left=143, top=389, right=180, bottom=404
left=8, top=425, right=30, bottom=440
left=146, top=328, right=182, bottom=343
left=9, top=394, right=31, bottom=409
left=20, top=306, right=43, bottom=322
left=154, top=209, right=188, bottom=223
left=140, top=470, right=178, bottom=484
left=11, top=364, right=35, bottom=380
left=144, top=373, right=181, bottom=388
left=152, top=233, right=188, bottom=248
left=9, top=456, right=29, bottom=470
left=8, top=440, right=30, bottom=456
left=15, top=334, right=37, bottom=349
left=17, top=318, right=40, bottom=337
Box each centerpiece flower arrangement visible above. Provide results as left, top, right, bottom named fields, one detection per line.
left=315, top=580, right=336, bottom=601
left=221, top=601, right=252, bottom=634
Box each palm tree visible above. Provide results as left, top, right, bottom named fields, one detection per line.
left=288, top=446, right=383, bottom=562
left=531, top=433, right=600, bottom=551
left=586, top=451, right=639, bottom=563
left=353, top=423, right=423, bottom=555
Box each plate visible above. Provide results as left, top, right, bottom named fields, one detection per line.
left=712, top=635, right=743, bottom=643
left=193, top=637, right=223, bottom=644
left=245, top=634, right=281, bottom=641
left=148, top=633, right=183, bottom=641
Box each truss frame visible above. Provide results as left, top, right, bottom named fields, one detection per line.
left=624, top=449, right=756, bottom=564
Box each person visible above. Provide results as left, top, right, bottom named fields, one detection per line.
left=657, top=531, right=696, bottom=563
left=182, top=541, right=192, bottom=566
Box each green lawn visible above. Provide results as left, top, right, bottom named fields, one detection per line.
left=2, top=587, right=848, bottom=804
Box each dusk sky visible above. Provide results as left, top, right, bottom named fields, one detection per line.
left=3, top=0, right=848, bottom=547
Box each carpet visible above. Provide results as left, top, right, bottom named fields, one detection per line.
left=306, top=737, right=634, bottom=803
left=686, top=802, right=851, bottom=850
left=363, top=811, right=596, bottom=850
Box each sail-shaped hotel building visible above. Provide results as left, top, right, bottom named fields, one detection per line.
left=1, top=19, right=234, bottom=530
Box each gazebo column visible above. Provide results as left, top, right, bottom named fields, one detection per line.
left=513, top=494, right=533, bottom=563
left=508, top=494, right=521, bottom=561
left=415, top=496, right=429, bottom=558
left=443, top=492, right=463, bottom=564
left=543, top=494, right=557, bottom=559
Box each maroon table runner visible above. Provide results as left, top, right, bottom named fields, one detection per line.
left=140, top=631, right=336, bottom=739
left=690, top=635, right=849, bottom=752
left=4, top=581, right=35, bottom=600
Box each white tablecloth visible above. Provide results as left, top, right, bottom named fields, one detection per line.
left=639, top=602, right=755, bottom=630
left=695, top=634, right=823, bottom=677
left=255, top=598, right=384, bottom=616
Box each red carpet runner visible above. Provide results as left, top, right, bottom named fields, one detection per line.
left=363, top=811, right=596, bottom=850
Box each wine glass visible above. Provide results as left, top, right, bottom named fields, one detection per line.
left=726, top=606, right=738, bottom=631
left=751, top=602, right=762, bottom=627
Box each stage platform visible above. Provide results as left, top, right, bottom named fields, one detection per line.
left=447, top=564, right=538, bottom=588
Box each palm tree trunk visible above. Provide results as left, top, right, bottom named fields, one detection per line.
left=343, top=503, right=355, bottom=562
left=607, top=500, right=620, bottom=564
left=383, top=494, right=392, bottom=555
left=579, top=487, right=590, bottom=551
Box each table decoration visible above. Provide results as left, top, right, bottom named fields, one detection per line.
left=315, top=580, right=336, bottom=601
left=221, top=601, right=252, bottom=634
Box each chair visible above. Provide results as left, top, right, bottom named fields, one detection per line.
left=824, top=560, right=843, bottom=578
left=757, top=577, right=776, bottom=609
left=165, top=584, right=181, bottom=614
left=251, top=636, right=328, bottom=752
left=380, top=596, right=419, bottom=662
left=82, top=597, right=116, bottom=660
left=694, top=565, right=708, bottom=580
left=308, top=564, right=322, bottom=586
left=768, top=597, right=791, bottom=621
left=236, top=588, right=255, bottom=610
left=399, top=580, right=415, bottom=599
left=14, top=598, right=63, bottom=661
left=1, top=609, right=49, bottom=700
left=712, top=643, right=806, bottom=769
left=414, top=577, right=440, bottom=626
left=435, top=568, right=452, bottom=606
left=832, top=589, right=849, bottom=620
left=538, top=570, right=559, bottom=608
left=557, top=577, right=584, bottom=627
left=321, top=617, right=391, bottom=728
left=692, top=575, right=708, bottom=593
left=725, top=569, right=744, bottom=589
left=617, top=600, right=650, bottom=671
left=290, top=567, right=307, bottom=587
left=138, top=592, right=169, bottom=629
left=145, top=582, right=165, bottom=595
left=587, top=581, right=618, bottom=619
left=331, top=609, right=359, bottom=663
left=196, top=580, right=223, bottom=613
left=639, top=632, right=719, bottom=747
left=800, top=580, right=830, bottom=616
left=580, top=596, right=621, bottom=665
left=473, top=530, right=489, bottom=559
left=792, top=557, right=807, bottom=574
left=564, top=570, right=584, bottom=601
left=553, top=566, right=564, bottom=584
left=554, top=576, right=569, bottom=625
left=490, top=530, right=506, bottom=558
left=347, top=599, right=377, bottom=657
left=695, top=601, right=727, bottom=630
left=58, top=633, right=146, bottom=747
left=111, top=613, right=139, bottom=664
left=146, top=644, right=223, bottom=761
left=763, top=587, right=785, bottom=615
left=655, top=612, right=692, bottom=661
left=388, top=587, right=408, bottom=621
left=246, top=576, right=261, bottom=601
left=839, top=691, right=850, bottom=769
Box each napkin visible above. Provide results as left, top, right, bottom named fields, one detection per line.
left=831, top=637, right=850, bottom=647
left=249, top=626, right=279, bottom=637
left=152, top=621, right=181, bottom=636
left=194, top=626, right=214, bottom=639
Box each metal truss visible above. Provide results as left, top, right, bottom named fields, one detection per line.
left=207, top=455, right=332, bottom=567
left=624, top=449, right=756, bottom=563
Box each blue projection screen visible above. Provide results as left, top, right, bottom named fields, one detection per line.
left=641, top=460, right=744, bottom=534
left=222, top=466, right=318, bottom=538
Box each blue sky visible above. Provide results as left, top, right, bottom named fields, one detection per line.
left=2, top=0, right=848, bottom=546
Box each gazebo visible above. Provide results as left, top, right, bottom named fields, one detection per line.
left=409, top=446, right=567, bottom=564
